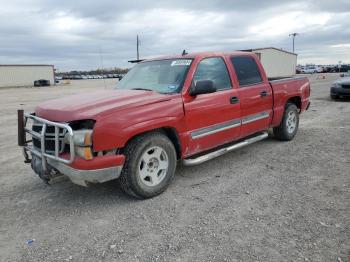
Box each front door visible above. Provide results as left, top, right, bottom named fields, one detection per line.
left=183, top=57, right=241, bottom=156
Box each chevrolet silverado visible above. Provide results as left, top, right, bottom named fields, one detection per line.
left=18, top=51, right=311, bottom=199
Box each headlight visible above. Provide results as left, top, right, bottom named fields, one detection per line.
left=73, top=130, right=93, bottom=146
left=65, top=129, right=94, bottom=160
left=331, top=82, right=340, bottom=88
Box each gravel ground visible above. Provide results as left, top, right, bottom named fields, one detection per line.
left=0, top=75, right=349, bottom=262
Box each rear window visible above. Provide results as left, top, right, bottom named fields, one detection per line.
left=231, top=56, right=263, bottom=87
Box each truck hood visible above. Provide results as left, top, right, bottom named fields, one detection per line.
left=35, top=89, right=173, bottom=122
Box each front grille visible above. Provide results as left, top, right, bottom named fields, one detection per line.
left=32, top=123, right=68, bottom=153
left=341, top=84, right=350, bottom=89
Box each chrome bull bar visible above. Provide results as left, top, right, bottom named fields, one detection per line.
left=20, top=111, right=75, bottom=172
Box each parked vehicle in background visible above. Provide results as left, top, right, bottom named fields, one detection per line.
left=322, top=66, right=335, bottom=73
left=19, top=51, right=311, bottom=199
left=71, top=75, right=82, bottom=80
left=338, top=64, right=350, bottom=73
left=116, top=74, right=124, bottom=80
left=34, top=79, right=50, bottom=87
left=316, top=66, right=324, bottom=73
left=55, top=76, right=62, bottom=83
left=330, top=77, right=350, bottom=99
left=302, top=66, right=317, bottom=74
left=340, top=72, right=350, bottom=77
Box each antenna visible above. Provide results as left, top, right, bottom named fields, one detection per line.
left=182, top=49, right=188, bottom=56
left=99, top=47, right=107, bottom=89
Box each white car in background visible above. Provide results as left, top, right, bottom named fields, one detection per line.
left=302, top=66, right=318, bottom=74
left=316, top=66, right=324, bottom=73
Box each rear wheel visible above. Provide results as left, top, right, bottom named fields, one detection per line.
left=119, top=132, right=177, bottom=199
left=273, top=103, right=299, bottom=141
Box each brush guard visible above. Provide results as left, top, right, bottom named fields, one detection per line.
left=18, top=109, right=75, bottom=182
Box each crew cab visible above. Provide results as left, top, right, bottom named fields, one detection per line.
left=18, top=52, right=311, bottom=199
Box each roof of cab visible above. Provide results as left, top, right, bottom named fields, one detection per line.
left=141, top=51, right=254, bottom=62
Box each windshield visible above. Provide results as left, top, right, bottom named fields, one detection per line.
left=117, top=59, right=192, bottom=94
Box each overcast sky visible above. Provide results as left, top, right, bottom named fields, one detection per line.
left=0, top=0, right=349, bottom=70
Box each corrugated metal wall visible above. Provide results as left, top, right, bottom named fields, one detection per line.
left=254, top=49, right=297, bottom=78
left=0, top=65, right=54, bottom=88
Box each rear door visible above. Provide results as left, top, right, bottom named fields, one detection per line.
left=230, top=55, right=273, bottom=136
left=183, top=57, right=241, bottom=155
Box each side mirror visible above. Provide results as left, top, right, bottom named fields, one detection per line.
left=190, top=80, right=216, bottom=96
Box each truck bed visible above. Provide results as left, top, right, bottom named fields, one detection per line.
left=268, top=76, right=308, bottom=82
left=269, top=76, right=310, bottom=127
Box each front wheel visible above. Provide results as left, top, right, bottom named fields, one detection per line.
left=273, top=103, right=299, bottom=141
left=118, top=132, right=177, bottom=199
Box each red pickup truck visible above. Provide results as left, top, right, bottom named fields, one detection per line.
left=18, top=52, right=310, bottom=198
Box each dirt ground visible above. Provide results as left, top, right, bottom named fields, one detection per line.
left=0, top=75, right=349, bottom=262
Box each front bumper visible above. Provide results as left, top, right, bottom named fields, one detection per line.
left=30, top=154, right=125, bottom=186
left=48, top=157, right=123, bottom=186
left=331, top=86, right=350, bottom=96
left=48, top=154, right=125, bottom=186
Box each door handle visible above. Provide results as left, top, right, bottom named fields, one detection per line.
left=230, top=96, right=239, bottom=104
left=260, top=91, right=268, bottom=97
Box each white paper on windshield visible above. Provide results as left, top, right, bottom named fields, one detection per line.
left=171, top=60, right=192, bottom=66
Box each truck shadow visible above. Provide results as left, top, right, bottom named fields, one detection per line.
left=48, top=177, right=135, bottom=204
left=35, top=136, right=282, bottom=207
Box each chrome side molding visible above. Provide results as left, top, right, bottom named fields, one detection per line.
left=190, top=112, right=270, bottom=140
left=182, top=132, right=269, bottom=166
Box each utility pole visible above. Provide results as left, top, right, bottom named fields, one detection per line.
left=289, top=33, right=299, bottom=53
left=136, top=35, right=140, bottom=60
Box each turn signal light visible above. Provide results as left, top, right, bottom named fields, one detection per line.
left=75, top=146, right=93, bottom=160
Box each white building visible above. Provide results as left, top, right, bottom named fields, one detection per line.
left=241, top=47, right=297, bottom=79
left=0, top=65, right=55, bottom=88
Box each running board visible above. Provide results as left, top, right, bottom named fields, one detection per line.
left=182, top=132, right=269, bottom=166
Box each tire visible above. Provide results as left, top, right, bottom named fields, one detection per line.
left=118, top=132, right=177, bottom=199
left=273, top=103, right=299, bottom=141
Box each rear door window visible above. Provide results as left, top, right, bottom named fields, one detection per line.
left=231, top=56, right=263, bottom=87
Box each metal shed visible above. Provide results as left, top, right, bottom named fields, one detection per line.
left=241, top=47, right=297, bottom=78
left=0, top=65, right=55, bottom=88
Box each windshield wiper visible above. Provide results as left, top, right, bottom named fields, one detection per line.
left=131, top=88, right=153, bottom=91
left=130, top=88, right=170, bottom=95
